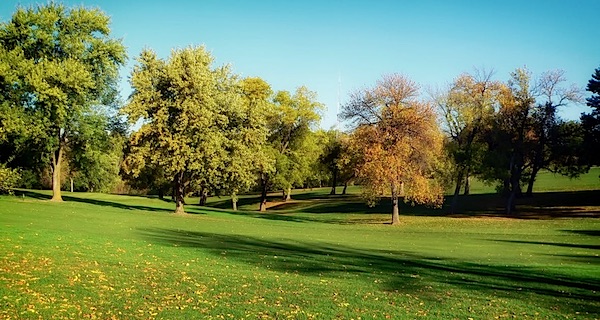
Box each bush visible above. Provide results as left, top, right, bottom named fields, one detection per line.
left=0, top=163, right=21, bottom=194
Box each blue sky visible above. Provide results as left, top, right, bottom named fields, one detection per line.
left=1, top=0, right=598, bottom=129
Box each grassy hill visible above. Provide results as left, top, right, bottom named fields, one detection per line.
left=0, top=169, right=598, bottom=319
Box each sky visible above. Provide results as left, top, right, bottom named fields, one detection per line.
left=1, top=0, right=598, bottom=129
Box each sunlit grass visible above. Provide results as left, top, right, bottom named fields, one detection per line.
left=0, top=169, right=598, bottom=319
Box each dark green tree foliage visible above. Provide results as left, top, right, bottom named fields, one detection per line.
left=581, top=67, right=600, bottom=167
left=0, top=3, right=126, bottom=200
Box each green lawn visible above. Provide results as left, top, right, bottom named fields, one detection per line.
left=0, top=171, right=599, bottom=319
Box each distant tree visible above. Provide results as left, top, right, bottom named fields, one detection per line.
left=67, top=113, right=124, bottom=192
left=261, top=87, right=322, bottom=208
left=581, top=67, right=600, bottom=168
left=0, top=3, right=126, bottom=200
left=319, top=129, right=343, bottom=195
left=342, top=74, right=445, bottom=225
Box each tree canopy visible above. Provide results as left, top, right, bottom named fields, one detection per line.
left=0, top=3, right=126, bottom=200
left=342, top=74, right=445, bottom=224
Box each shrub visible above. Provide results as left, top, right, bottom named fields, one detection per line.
left=0, top=163, right=21, bottom=194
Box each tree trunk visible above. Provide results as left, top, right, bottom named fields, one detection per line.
left=158, top=188, right=164, bottom=200
left=526, top=166, right=541, bottom=197
left=342, top=181, right=348, bottom=195
left=463, top=173, right=470, bottom=195
left=330, top=169, right=337, bottom=195
left=450, top=170, right=464, bottom=214
left=259, top=174, right=268, bottom=212
left=285, top=187, right=291, bottom=201
left=198, top=188, right=208, bottom=206
left=174, top=172, right=185, bottom=214
left=70, top=177, right=74, bottom=193
left=506, top=154, right=522, bottom=215
left=231, top=192, right=238, bottom=211
left=51, top=145, right=63, bottom=201
left=391, top=183, right=400, bottom=225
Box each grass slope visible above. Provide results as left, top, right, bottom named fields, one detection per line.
left=0, top=170, right=598, bottom=319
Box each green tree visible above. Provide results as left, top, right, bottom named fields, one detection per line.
left=319, top=129, right=343, bottom=195
left=0, top=3, right=126, bottom=201
left=342, top=74, right=445, bottom=225
left=434, top=70, right=505, bottom=213
left=525, top=70, right=582, bottom=195
left=67, top=112, right=124, bottom=192
left=124, top=47, right=269, bottom=214
left=581, top=67, right=600, bottom=168
left=214, top=77, right=272, bottom=210
left=260, top=87, right=322, bottom=209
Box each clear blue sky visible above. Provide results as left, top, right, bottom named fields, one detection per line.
left=2, top=0, right=598, bottom=129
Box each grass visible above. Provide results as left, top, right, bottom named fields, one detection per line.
left=0, top=169, right=598, bottom=319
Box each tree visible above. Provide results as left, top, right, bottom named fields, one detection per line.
left=342, top=74, right=445, bottom=224
left=67, top=113, right=124, bottom=192
left=123, top=47, right=269, bottom=214
left=259, top=87, right=322, bottom=209
left=0, top=3, right=126, bottom=201
left=525, top=70, right=581, bottom=195
left=319, top=129, right=343, bottom=195
left=581, top=67, right=600, bottom=168
left=216, top=77, right=272, bottom=210
left=434, top=70, right=505, bottom=213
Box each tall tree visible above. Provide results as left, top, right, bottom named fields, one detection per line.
left=0, top=3, right=126, bottom=201
left=434, top=70, right=505, bottom=213
left=581, top=67, right=600, bottom=168
left=217, top=77, right=272, bottom=210
left=342, top=74, right=444, bottom=225
left=525, top=70, right=581, bottom=195
left=263, top=87, right=322, bottom=206
left=124, top=47, right=269, bottom=214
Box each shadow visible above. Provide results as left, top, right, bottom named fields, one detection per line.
left=442, top=190, right=600, bottom=219
left=563, top=230, right=600, bottom=237
left=15, top=190, right=205, bottom=215
left=549, top=254, right=600, bottom=265
left=493, top=239, right=600, bottom=250
left=139, top=228, right=600, bottom=315
left=14, top=190, right=51, bottom=200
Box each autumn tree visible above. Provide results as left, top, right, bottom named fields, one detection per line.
left=124, top=47, right=266, bottom=214
left=0, top=3, right=126, bottom=201
left=342, top=74, right=445, bottom=225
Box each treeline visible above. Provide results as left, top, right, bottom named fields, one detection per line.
left=1, top=4, right=598, bottom=222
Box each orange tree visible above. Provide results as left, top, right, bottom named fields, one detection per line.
left=341, top=74, right=445, bottom=224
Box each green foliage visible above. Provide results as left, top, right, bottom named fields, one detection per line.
left=0, top=3, right=126, bottom=199
left=0, top=163, right=20, bottom=194
left=581, top=67, right=600, bottom=167
left=123, top=47, right=270, bottom=212
left=268, top=87, right=323, bottom=196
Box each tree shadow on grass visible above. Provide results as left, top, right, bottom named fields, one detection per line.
left=14, top=190, right=207, bottom=215
left=493, top=239, right=600, bottom=250
left=139, top=227, right=600, bottom=316
left=448, top=191, right=600, bottom=219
